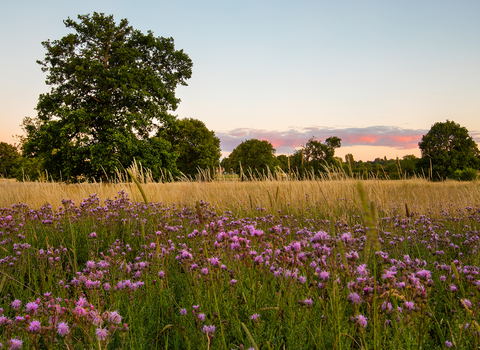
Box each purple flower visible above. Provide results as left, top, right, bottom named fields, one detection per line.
left=202, top=325, right=215, bottom=335
left=347, top=293, right=361, bottom=305
left=445, top=340, right=452, bottom=348
left=25, top=302, right=39, bottom=314
left=357, top=315, right=368, bottom=328
left=450, top=284, right=457, bottom=292
left=27, top=320, right=41, bottom=333
left=440, top=275, right=446, bottom=282
left=201, top=268, right=209, bottom=275
left=208, top=257, right=220, bottom=267
left=230, top=279, right=237, bottom=286
left=404, top=301, right=415, bottom=312
left=298, top=276, right=307, bottom=284
left=416, top=269, right=431, bottom=280
left=250, top=313, right=260, bottom=322
left=198, top=313, right=206, bottom=322
left=158, top=271, right=165, bottom=279
left=86, top=261, right=96, bottom=269
left=57, top=322, right=70, bottom=337
left=9, top=338, right=23, bottom=350
left=319, top=271, right=330, bottom=281
left=108, top=311, right=122, bottom=324
left=180, top=308, right=187, bottom=316
left=462, top=299, right=472, bottom=308
left=304, top=298, right=313, bottom=307
left=95, top=328, right=109, bottom=341
left=11, top=300, right=21, bottom=311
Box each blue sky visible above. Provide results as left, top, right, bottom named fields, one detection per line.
left=1, top=0, right=479, bottom=160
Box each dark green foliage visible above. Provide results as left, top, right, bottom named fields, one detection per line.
left=449, top=167, right=478, bottom=181
left=418, top=120, right=480, bottom=180
left=226, top=139, right=278, bottom=177
left=21, top=12, right=193, bottom=181
left=289, top=136, right=342, bottom=177
left=0, top=142, right=20, bottom=178
left=157, top=118, right=221, bottom=177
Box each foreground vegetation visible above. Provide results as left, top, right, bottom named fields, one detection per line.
left=1, top=178, right=480, bottom=349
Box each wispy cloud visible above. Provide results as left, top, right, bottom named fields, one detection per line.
left=217, top=126, right=429, bottom=153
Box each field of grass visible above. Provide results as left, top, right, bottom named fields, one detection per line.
left=1, top=177, right=480, bottom=349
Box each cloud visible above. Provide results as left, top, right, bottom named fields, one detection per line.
left=216, top=126, right=429, bottom=154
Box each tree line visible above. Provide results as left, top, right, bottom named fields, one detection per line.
left=1, top=13, right=479, bottom=182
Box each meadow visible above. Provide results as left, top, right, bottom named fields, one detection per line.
left=1, top=177, right=480, bottom=349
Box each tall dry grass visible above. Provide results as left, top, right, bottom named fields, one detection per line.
left=1, top=177, right=479, bottom=219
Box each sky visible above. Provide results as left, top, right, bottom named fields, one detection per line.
left=1, top=0, right=479, bottom=161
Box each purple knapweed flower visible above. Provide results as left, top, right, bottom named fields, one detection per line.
left=86, top=261, right=96, bottom=269
left=95, top=328, right=109, bottom=341
left=107, top=311, right=122, bottom=324
left=198, top=313, right=206, bottom=322
left=298, top=276, right=307, bottom=284
left=57, top=322, right=70, bottom=337
left=158, top=271, right=165, bottom=279
left=404, top=301, right=415, bottom=312
left=230, top=279, right=237, bottom=286
left=450, top=284, right=457, bottom=292
left=347, top=293, right=361, bottom=305
left=9, top=339, right=23, bottom=350
left=445, top=340, right=452, bottom=348
left=357, top=315, right=368, bottom=328
left=440, top=275, right=446, bottom=282
left=27, top=320, right=41, bottom=333
left=416, top=269, right=431, bottom=280
left=250, top=313, right=260, bottom=322
left=201, top=268, right=209, bottom=275
left=319, top=271, right=330, bottom=281
left=208, top=257, right=220, bottom=267
left=202, top=325, right=215, bottom=335
left=11, top=300, right=21, bottom=311
left=25, top=302, right=39, bottom=314
left=304, top=298, right=313, bottom=307
left=462, top=299, right=472, bottom=308
left=180, top=308, right=187, bottom=316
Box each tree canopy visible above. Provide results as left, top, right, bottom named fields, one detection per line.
left=157, top=118, right=221, bottom=177
left=418, top=120, right=480, bottom=180
left=290, top=136, right=342, bottom=176
left=21, top=12, right=193, bottom=181
left=225, top=139, right=278, bottom=177
left=0, top=142, right=20, bottom=178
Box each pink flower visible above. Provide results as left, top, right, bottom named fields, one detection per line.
left=25, top=302, right=39, bottom=314
left=357, top=315, right=368, bottom=328
left=11, top=300, right=22, bottom=311
left=57, top=322, right=70, bottom=337
left=108, top=311, right=122, bottom=324
left=9, top=338, right=23, bottom=350
left=95, top=328, right=109, bottom=341
left=27, top=320, right=41, bottom=333
left=250, top=313, right=260, bottom=322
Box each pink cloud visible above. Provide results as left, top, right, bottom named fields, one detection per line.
left=216, top=126, right=429, bottom=154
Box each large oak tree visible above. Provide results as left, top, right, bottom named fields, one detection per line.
left=21, top=12, right=193, bottom=181
left=418, top=120, right=480, bottom=180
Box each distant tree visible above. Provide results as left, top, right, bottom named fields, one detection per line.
left=157, top=118, right=221, bottom=177
left=292, top=136, right=342, bottom=176
left=226, top=139, right=278, bottom=177
left=0, top=142, right=20, bottom=178
left=21, top=12, right=193, bottom=181
left=418, top=120, right=480, bottom=180
left=276, top=154, right=289, bottom=172
left=400, top=155, right=420, bottom=177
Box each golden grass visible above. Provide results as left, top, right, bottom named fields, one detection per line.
left=1, top=177, right=479, bottom=218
